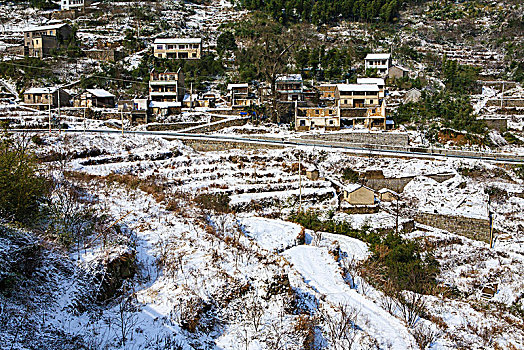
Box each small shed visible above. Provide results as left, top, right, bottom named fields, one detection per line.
left=306, top=165, right=319, bottom=181
left=379, top=188, right=399, bottom=202
left=388, top=65, right=409, bottom=79
left=149, top=101, right=182, bottom=118
left=74, top=89, right=115, bottom=108
left=342, top=184, right=376, bottom=205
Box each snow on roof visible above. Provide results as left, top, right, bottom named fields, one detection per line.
left=153, top=38, right=202, bottom=44
left=391, top=65, right=409, bottom=71
left=149, top=101, right=182, bottom=108
left=365, top=53, right=391, bottom=60
left=306, top=165, right=317, bottom=172
left=337, top=84, right=380, bottom=92
left=276, top=74, right=302, bottom=82
left=86, top=89, right=114, bottom=98
left=357, top=78, right=385, bottom=86
left=23, top=23, right=68, bottom=32
left=227, top=83, right=248, bottom=89
left=24, top=87, right=56, bottom=94
left=344, top=184, right=362, bottom=193
left=379, top=188, right=399, bottom=196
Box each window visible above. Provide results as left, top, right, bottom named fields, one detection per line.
left=167, top=45, right=174, bottom=50
left=329, top=120, right=334, bottom=125
left=299, top=120, right=305, bottom=126
left=156, top=45, right=163, bottom=50
left=370, top=100, right=374, bottom=104
left=192, top=52, right=196, bottom=58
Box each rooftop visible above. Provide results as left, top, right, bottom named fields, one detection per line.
left=336, top=84, right=380, bottom=92
left=357, top=78, right=385, bottom=86
left=24, top=87, right=57, bottom=94
left=86, top=89, right=114, bottom=98
left=365, top=53, right=391, bottom=60
left=24, top=23, right=69, bottom=32
left=227, top=83, right=249, bottom=89
left=153, top=38, right=202, bottom=45
left=276, top=74, right=303, bottom=82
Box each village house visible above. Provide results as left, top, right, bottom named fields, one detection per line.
left=379, top=188, right=399, bottom=202
left=149, top=101, right=182, bottom=118
left=336, top=84, right=381, bottom=109
left=342, top=184, right=376, bottom=205
left=152, top=38, right=202, bottom=59
left=22, top=87, right=70, bottom=110
left=60, top=0, right=84, bottom=11
left=23, top=23, right=73, bottom=58
left=276, top=74, right=304, bottom=102
left=295, top=106, right=340, bottom=131
left=364, top=53, right=392, bottom=76
left=318, top=84, right=337, bottom=105
left=118, top=98, right=149, bottom=125
left=388, top=65, right=409, bottom=80
left=72, top=89, right=115, bottom=108
left=149, top=69, right=185, bottom=103
left=227, top=83, right=254, bottom=108
left=306, top=166, right=320, bottom=181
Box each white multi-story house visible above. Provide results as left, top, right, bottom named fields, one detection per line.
left=364, top=53, right=392, bottom=76
left=60, top=0, right=84, bottom=11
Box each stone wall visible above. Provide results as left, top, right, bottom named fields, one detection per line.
left=414, top=213, right=491, bottom=242
left=484, top=118, right=508, bottom=132
left=486, top=99, right=524, bottom=108
left=301, top=132, right=410, bottom=147
left=181, top=139, right=285, bottom=152
left=184, top=117, right=249, bottom=134
left=146, top=122, right=200, bottom=131
left=363, top=173, right=455, bottom=193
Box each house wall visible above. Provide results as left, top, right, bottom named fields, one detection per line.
left=414, top=213, right=491, bottom=242
left=345, top=187, right=375, bottom=205
left=153, top=43, right=201, bottom=59
left=388, top=66, right=408, bottom=79
left=380, top=192, right=398, bottom=202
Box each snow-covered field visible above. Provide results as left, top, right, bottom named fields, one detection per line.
left=1, top=132, right=523, bottom=349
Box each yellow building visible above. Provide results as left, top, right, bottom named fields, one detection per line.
left=342, top=184, right=376, bottom=205
left=295, top=106, right=340, bottom=131
left=23, top=23, right=73, bottom=58
left=336, top=84, right=381, bottom=108
left=153, top=38, right=202, bottom=59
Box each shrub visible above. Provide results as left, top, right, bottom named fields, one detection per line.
left=194, top=193, right=231, bottom=213
left=342, top=168, right=360, bottom=182
left=0, top=133, right=50, bottom=224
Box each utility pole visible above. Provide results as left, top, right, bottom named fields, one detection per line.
left=488, top=198, right=494, bottom=248
left=298, top=153, right=302, bottom=213
left=500, top=82, right=504, bottom=109
left=395, top=196, right=399, bottom=234
left=121, top=109, right=124, bottom=136
left=57, top=87, right=61, bottom=133
left=48, top=87, right=52, bottom=132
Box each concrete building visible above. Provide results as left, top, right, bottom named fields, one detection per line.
left=73, top=89, right=115, bottom=108
left=295, top=106, right=340, bottom=131
left=336, top=84, right=381, bottom=108
left=23, top=23, right=72, bottom=58
left=22, top=87, right=71, bottom=110
left=342, top=184, right=376, bottom=205
left=149, top=101, right=182, bottom=118
left=153, top=38, right=202, bottom=59
left=149, top=69, right=185, bottom=103
left=364, top=53, right=392, bottom=76
left=60, top=0, right=84, bottom=11
left=318, top=84, right=337, bottom=105
left=276, top=74, right=303, bottom=102
left=227, top=83, right=254, bottom=108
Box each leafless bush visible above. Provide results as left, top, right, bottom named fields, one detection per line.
left=245, top=294, right=264, bottom=333
left=412, top=323, right=439, bottom=349
left=320, top=303, right=359, bottom=349
left=396, top=291, right=427, bottom=328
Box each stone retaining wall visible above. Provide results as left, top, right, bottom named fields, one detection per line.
left=301, top=132, right=410, bottom=147
left=363, top=173, right=454, bottom=193
left=414, top=213, right=491, bottom=242
left=181, top=139, right=285, bottom=152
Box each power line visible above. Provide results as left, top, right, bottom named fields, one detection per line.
left=1, top=61, right=148, bottom=85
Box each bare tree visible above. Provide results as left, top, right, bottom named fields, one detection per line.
left=395, top=291, right=427, bottom=328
